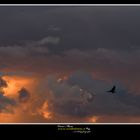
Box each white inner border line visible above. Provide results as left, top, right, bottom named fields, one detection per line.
left=0, top=123, right=140, bottom=124
left=0, top=4, right=140, bottom=6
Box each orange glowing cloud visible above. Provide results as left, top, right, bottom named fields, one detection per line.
left=2, top=76, right=37, bottom=97
left=0, top=75, right=39, bottom=123
left=0, top=113, right=17, bottom=123
left=38, top=101, right=52, bottom=120
left=88, top=116, right=99, bottom=123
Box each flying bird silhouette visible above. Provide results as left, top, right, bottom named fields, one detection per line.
left=107, top=85, right=116, bottom=93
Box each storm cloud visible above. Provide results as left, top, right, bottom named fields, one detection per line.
left=45, top=72, right=140, bottom=118
left=0, top=77, right=8, bottom=89
left=0, top=92, right=16, bottom=113
left=0, top=6, right=140, bottom=51
left=18, top=88, right=30, bottom=103
left=0, top=6, right=139, bottom=122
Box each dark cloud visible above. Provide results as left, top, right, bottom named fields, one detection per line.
left=48, top=25, right=61, bottom=31
left=45, top=72, right=140, bottom=118
left=0, top=93, right=16, bottom=113
left=0, top=6, right=140, bottom=52
left=0, top=43, right=139, bottom=92
left=0, top=77, right=8, bottom=90
left=0, top=6, right=139, bottom=122
left=18, top=88, right=30, bottom=103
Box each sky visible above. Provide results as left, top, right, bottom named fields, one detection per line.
left=0, top=6, right=140, bottom=123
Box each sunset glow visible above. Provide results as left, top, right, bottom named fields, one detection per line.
left=38, top=101, right=52, bottom=120
left=0, top=6, right=139, bottom=123
left=2, top=76, right=35, bottom=97
left=89, top=116, right=98, bottom=123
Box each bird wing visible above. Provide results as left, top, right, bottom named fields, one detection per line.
left=112, top=86, right=116, bottom=91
